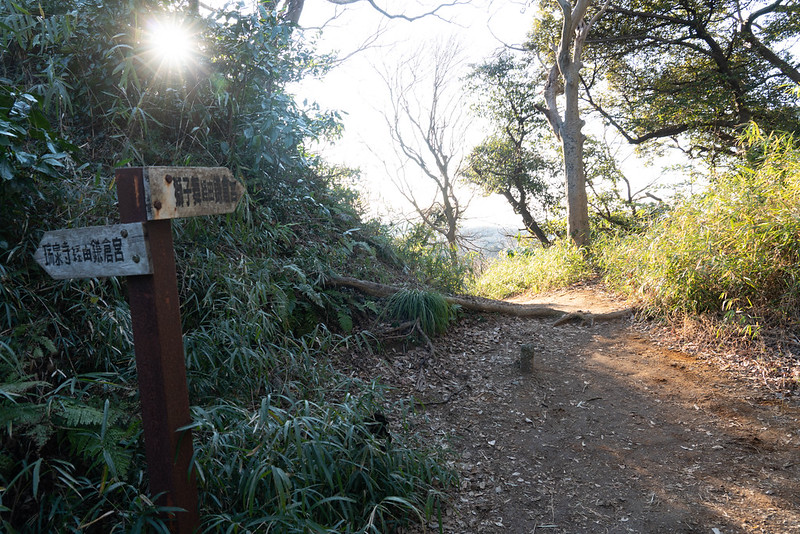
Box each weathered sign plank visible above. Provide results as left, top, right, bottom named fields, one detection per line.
left=34, top=222, right=152, bottom=279
left=143, top=166, right=244, bottom=220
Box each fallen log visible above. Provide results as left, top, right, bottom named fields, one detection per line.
left=326, top=275, right=636, bottom=324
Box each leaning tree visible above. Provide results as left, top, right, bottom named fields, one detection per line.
left=463, top=52, right=560, bottom=246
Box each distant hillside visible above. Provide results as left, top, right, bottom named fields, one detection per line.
left=462, top=223, right=519, bottom=258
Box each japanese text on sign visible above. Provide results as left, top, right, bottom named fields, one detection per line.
left=171, top=173, right=238, bottom=208
left=39, top=237, right=125, bottom=267
left=34, top=222, right=152, bottom=279
left=143, top=167, right=243, bottom=220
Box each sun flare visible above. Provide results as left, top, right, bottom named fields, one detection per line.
left=148, top=18, right=195, bottom=69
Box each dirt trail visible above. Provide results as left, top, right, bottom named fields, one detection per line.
left=368, top=286, right=800, bottom=533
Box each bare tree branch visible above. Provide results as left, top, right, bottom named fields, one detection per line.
left=326, top=0, right=468, bottom=22
left=376, top=39, right=472, bottom=250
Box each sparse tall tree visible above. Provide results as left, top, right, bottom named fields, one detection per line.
left=378, top=40, right=470, bottom=253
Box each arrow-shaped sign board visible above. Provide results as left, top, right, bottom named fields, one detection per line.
left=143, top=166, right=244, bottom=221
left=35, top=222, right=152, bottom=279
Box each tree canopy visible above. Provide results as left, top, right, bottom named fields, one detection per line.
left=463, top=52, right=560, bottom=246
left=584, top=0, right=800, bottom=158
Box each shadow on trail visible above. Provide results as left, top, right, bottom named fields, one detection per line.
left=419, top=315, right=800, bottom=534
left=523, top=326, right=799, bottom=533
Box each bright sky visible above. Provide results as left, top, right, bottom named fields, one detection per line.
left=196, top=1, right=676, bottom=250
left=291, top=0, right=537, bottom=240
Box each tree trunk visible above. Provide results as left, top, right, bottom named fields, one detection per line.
left=537, top=0, right=607, bottom=249
left=561, top=83, right=589, bottom=247
left=501, top=189, right=550, bottom=246
left=559, top=2, right=592, bottom=248
left=521, top=207, right=551, bottom=246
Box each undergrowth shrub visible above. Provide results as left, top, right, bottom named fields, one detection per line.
left=393, top=223, right=475, bottom=294
left=384, top=289, right=455, bottom=335
left=600, top=126, right=800, bottom=326
left=193, top=392, right=455, bottom=533
left=470, top=239, right=592, bottom=299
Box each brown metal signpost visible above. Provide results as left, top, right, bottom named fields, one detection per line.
left=36, top=166, right=243, bottom=533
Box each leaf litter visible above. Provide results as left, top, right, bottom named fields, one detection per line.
left=335, top=286, right=800, bottom=533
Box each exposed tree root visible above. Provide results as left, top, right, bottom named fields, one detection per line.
left=326, top=275, right=636, bottom=325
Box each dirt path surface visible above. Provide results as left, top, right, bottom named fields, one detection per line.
left=347, top=286, right=800, bottom=533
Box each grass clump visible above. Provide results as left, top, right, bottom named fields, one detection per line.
left=470, top=239, right=592, bottom=300
left=385, top=289, right=454, bottom=335
left=599, top=126, right=800, bottom=325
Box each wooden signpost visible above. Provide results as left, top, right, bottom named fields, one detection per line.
left=34, top=223, right=152, bottom=279
left=36, top=166, right=244, bottom=534
left=143, top=167, right=243, bottom=220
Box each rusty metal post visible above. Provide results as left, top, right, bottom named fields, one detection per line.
left=116, top=167, right=199, bottom=533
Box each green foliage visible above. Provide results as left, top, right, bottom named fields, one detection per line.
left=193, top=393, right=454, bottom=533
left=0, top=379, right=151, bottom=531
left=0, top=0, right=336, bottom=174
left=471, top=239, right=593, bottom=300
left=584, top=0, right=800, bottom=159
left=0, top=84, right=74, bottom=247
left=393, top=222, right=474, bottom=294
left=384, top=289, right=454, bottom=336
left=463, top=49, right=667, bottom=245
left=600, top=126, right=800, bottom=325
left=463, top=52, right=560, bottom=244
left=0, top=0, right=454, bottom=531
left=462, top=135, right=558, bottom=202
left=0, top=85, right=71, bottom=186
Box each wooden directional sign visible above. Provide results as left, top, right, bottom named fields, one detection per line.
left=34, top=222, right=152, bottom=279
left=143, top=166, right=244, bottom=220
left=33, top=165, right=245, bottom=533
left=116, top=167, right=200, bottom=533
